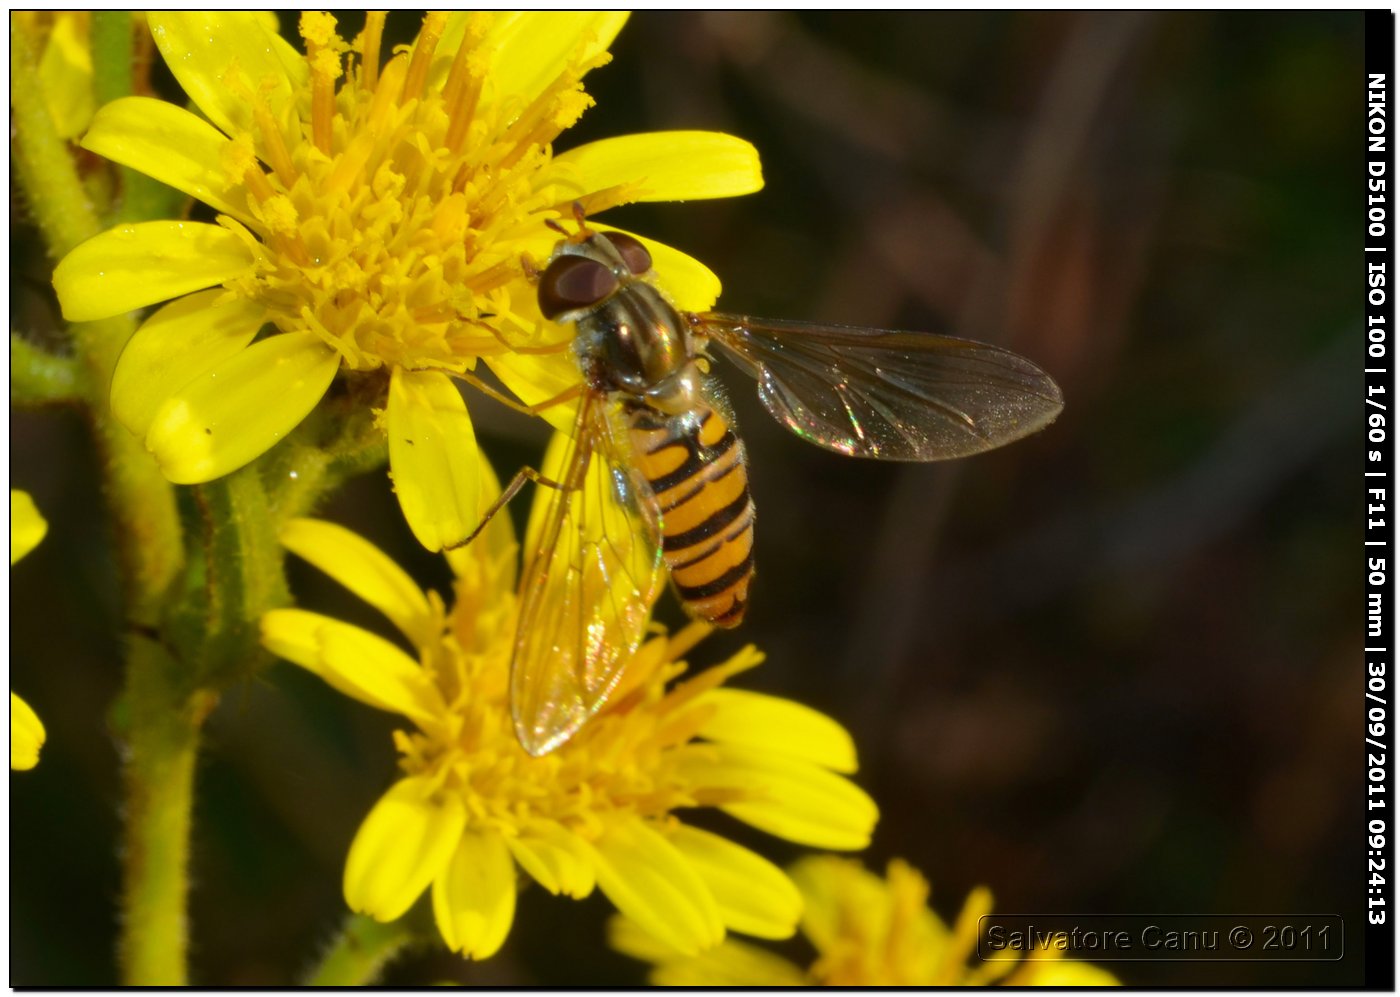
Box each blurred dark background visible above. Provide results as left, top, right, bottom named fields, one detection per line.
left=11, top=11, right=1365, bottom=986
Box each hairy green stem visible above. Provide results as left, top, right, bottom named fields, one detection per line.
left=188, top=466, right=291, bottom=688
left=305, top=915, right=417, bottom=987
left=71, top=309, right=184, bottom=627
left=10, top=24, right=99, bottom=256
left=11, top=18, right=182, bottom=623
left=13, top=20, right=192, bottom=986
left=267, top=398, right=388, bottom=520
left=11, top=331, right=80, bottom=405
left=15, top=17, right=385, bottom=987
left=117, top=639, right=215, bottom=986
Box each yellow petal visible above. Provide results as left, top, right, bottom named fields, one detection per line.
left=481, top=350, right=582, bottom=435
left=479, top=13, right=629, bottom=110
left=668, top=824, right=801, bottom=940
left=607, top=914, right=682, bottom=964
left=506, top=824, right=597, bottom=899
left=39, top=14, right=94, bottom=140
left=548, top=131, right=763, bottom=204
left=147, top=12, right=305, bottom=140
left=431, top=829, right=517, bottom=959
left=1017, top=961, right=1120, bottom=986
left=52, top=221, right=255, bottom=322
left=110, top=290, right=265, bottom=438
left=344, top=777, right=466, bottom=922
left=82, top=97, right=255, bottom=225
left=594, top=225, right=722, bottom=312
left=10, top=491, right=48, bottom=566
left=279, top=518, right=436, bottom=649
left=609, top=917, right=809, bottom=986
left=931, top=880, right=988, bottom=984
left=677, top=744, right=879, bottom=850
left=252, top=12, right=281, bottom=36
left=697, top=688, right=857, bottom=774
left=655, top=940, right=812, bottom=991
left=592, top=818, right=724, bottom=956
left=789, top=856, right=897, bottom=954
left=387, top=369, right=484, bottom=552
left=10, top=692, right=46, bottom=771
left=260, top=609, right=443, bottom=728
left=432, top=13, right=627, bottom=98
left=144, top=332, right=338, bottom=483
left=653, top=942, right=809, bottom=987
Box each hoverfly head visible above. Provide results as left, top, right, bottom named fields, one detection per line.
left=538, top=203, right=655, bottom=319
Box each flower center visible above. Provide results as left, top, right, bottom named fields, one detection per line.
left=229, top=13, right=602, bottom=373
left=396, top=595, right=735, bottom=841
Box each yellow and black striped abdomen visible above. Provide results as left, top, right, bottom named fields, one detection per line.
left=629, top=405, right=755, bottom=627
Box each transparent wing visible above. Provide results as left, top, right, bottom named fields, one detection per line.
left=512, top=393, right=665, bottom=756
left=696, top=312, right=1064, bottom=461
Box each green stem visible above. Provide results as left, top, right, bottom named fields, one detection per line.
left=10, top=23, right=99, bottom=257
left=267, top=399, right=388, bottom=520
left=14, top=20, right=193, bottom=986
left=11, top=331, right=80, bottom=405
left=89, top=10, right=132, bottom=107
left=11, top=18, right=183, bottom=623
left=304, top=915, right=417, bottom=987
left=176, top=465, right=290, bottom=689
left=113, top=462, right=295, bottom=985
left=117, top=638, right=217, bottom=986
left=77, top=325, right=184, bottom=625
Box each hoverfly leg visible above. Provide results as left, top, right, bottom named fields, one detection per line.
left=417, top=366, right=585, bottom=417
left=570, top=200, right=591, bottom=235
left=515, top=382, right=586, bottom=415
left=544, top=203, right=592, bottom=244
left=444, top=464, right=573, bottom=552
left=445, top=385, right=594, bottom=554
left=482, top=321, right=573, bottom=356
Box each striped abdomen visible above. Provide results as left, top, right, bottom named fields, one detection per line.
left=629, top=405, right=755, bottom=627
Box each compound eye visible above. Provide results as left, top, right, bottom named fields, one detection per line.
left=538, top=255, right=619, bottom=319
left=601, top=231, right=653, bottom=275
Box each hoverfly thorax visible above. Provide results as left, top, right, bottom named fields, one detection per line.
left=539, top=232, right=697, bottom=410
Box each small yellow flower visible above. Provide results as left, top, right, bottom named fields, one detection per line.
left=260, top=459, right=875, bottom=960
left=11, top=491, right=49, bottom=771
left=612, top=856, right=1120, bottom=986
left=52, top=12, right=762, bottom=551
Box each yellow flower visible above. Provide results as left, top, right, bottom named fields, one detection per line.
left=260, top=459, right=875, bottom=960
left=11, top=491, right=49, bottom=770
left=612, top=856, right=1120, bottom=986
left=52, top=11, right=762, bottom=551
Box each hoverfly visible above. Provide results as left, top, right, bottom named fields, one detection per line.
left=500, top=214, right=1062, bottom=756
